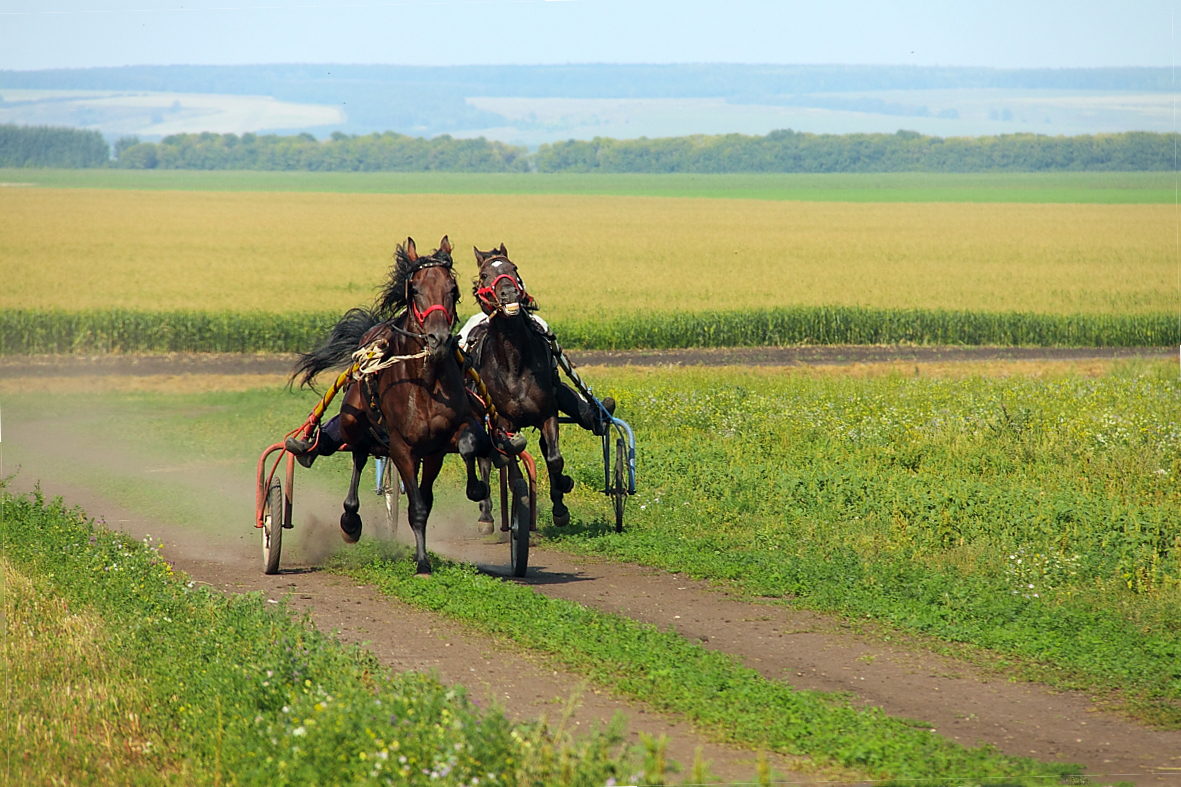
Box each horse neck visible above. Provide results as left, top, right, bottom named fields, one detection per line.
left=488, top=313, right=544, bottom=377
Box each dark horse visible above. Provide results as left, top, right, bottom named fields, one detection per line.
left=466, top=244, right=612, bottom=533
left=288, top=236, right=491, bottom=574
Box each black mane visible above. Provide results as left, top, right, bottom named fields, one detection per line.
left=376, top=241, right=456, bottom=318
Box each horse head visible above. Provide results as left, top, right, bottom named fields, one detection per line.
left=397, top=236, right=460, bottom=362
left=474, top=243, right=534, bottom=319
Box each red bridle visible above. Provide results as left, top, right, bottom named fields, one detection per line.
left=411, top=301, right=454, bottom=327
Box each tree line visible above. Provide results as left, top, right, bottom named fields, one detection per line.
left=533, top=129, right=1178, bottom=173
left=113, top=130, right=530, bottom=172
left=3, top=123, right=1179, bottom=173
left=0, top=124, right=109, bottom=168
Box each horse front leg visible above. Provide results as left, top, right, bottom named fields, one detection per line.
left=539, top=415, right=573, bottom=527
left=340, top=449, right=368, bottom=543
left=409, top=453, right=446, bottom=576
left=389, top=446, right=432, bottom=576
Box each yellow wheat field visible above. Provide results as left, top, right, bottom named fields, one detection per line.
left=1, top=188, right=1173, bottom=319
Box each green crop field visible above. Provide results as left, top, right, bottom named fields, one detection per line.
left=0, top=168, right=1174, bottom=202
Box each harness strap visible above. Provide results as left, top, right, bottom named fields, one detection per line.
left=548, top=334, right=597, bottom=405
left=455, top=345, right=499, bottom=427
left=298, top=361, right=360, bottom=439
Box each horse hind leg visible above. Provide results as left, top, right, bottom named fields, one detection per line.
left=476, top=456, right=495, bottom=535
left=340, top=449, right=367, bottom=543
left=456, top=420, right=491, bottom=503
left=539, top=418, right=572, bottom=527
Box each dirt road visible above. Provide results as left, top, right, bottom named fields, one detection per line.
left=0, top=345, right=1172, bottom=378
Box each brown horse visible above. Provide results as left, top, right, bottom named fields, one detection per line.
left=464, top=244, right=612, bottom=532
left=288, top=236, right=491, bottom=574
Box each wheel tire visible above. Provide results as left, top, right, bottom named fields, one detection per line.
left=262, top=478, right=283, bottom=575
left=510, top=477, right=531, bottom=577
left=613, top=438, right=626, bottom=534
left=381, top=459, right=399, bottom=539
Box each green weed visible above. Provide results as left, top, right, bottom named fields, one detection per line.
left=546, top=366, right=1181, bottom=722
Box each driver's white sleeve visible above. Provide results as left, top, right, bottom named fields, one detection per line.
left=458, top=313, right=488, bottom=349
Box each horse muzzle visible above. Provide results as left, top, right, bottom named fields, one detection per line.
left=424, top=329, right=450, bottom=360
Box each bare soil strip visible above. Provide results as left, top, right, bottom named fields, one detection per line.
left=0, top=345, right=1172, bottom=379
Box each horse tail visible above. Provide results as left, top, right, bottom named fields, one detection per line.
left=290, top=307, right=381, bottom=389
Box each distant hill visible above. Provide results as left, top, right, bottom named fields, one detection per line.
left=0, top=63, right=1170, bottom=98
left=0, top=64, right=1171, bottom=141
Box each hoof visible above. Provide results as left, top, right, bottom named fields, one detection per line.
left=558, top=474, right=574, bottom=494
left=552, top=502, right=569, bottom=527
left=340, top=511, right=362, bottom=544
left=415, top=561, right=432, bottom=576
left=477, top=518, right=495, bottom=536
left=466, top=480, right=490, bottom=502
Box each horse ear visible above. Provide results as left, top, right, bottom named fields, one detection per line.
left=405, top=237, right=418, bottom=262
left=473, top=246, right=487, bottom=265
left=498, top=243, right=507, bottom=256
left=439, top=235, right=452, bottom=255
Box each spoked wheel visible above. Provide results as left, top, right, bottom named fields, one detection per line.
left=262, top=478, right=283, bottom=575
left=510, top=477, right=531, bottom=577
left=612, top=438, right=627, bottom=533
left=380, top=458, right=399, bottom=539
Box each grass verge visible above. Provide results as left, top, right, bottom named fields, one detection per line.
left=0, top=490, right=635, bottom=786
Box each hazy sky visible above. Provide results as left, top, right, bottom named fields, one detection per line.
left=0, top=0, right=1175, bottom=72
